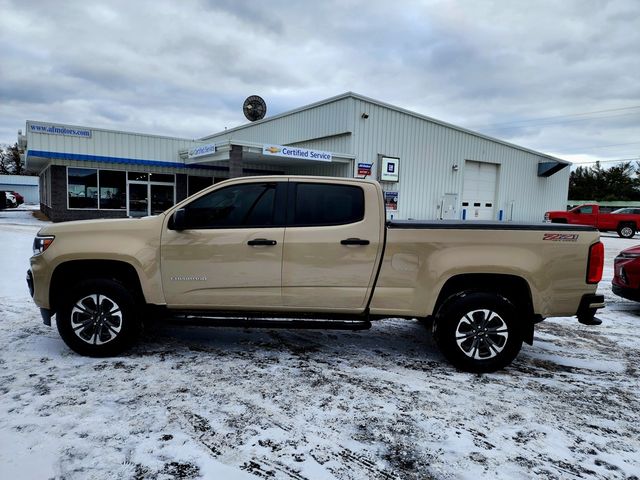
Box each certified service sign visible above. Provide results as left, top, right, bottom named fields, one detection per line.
left=263, top=144, right=332, bottom=162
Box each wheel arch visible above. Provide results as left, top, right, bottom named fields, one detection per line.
left=433, top=273, right=536, bottom=344
left=618, top=220, right=637, bottom=230
left=50, top=260, right=146, bottom=313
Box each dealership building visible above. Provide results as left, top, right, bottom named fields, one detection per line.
left=22, top=92, right=569, bottom=222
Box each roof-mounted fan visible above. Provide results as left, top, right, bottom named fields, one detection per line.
left=243, top=95, right=267, bottom=122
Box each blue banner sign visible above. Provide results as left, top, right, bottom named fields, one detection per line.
left=188, top=143, right=216, bottom=159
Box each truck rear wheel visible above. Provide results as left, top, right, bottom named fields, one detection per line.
left=617, top=223, right=635, bottom=239
left=433, top=292, right=523, bottom=373
left=56, top=279, right=141, bottom=357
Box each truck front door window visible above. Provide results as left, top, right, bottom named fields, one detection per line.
left=184, top=183, right=276, bottom=229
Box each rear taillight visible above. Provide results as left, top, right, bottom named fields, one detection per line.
left=587, top=241, right=604, bottom=284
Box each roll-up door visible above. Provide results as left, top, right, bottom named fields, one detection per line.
left=462, top=161, right=498, bottom=220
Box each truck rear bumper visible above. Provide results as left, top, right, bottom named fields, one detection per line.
left=576, top=293, right=605, bottom=325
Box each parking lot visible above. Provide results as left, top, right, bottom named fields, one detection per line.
left=0, top=210, right=639, bottom=479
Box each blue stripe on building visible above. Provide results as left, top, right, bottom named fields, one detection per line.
left=27, top=150, right=226, bottom=171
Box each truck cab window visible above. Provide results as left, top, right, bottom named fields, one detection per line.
left=183, top=183, right=276, bottom=229
left=577, top=206, right=593, bottom=214
left=291, top=183, right=364, bottom=226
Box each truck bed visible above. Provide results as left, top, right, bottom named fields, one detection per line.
left=387, top=220, right=596, bottom=231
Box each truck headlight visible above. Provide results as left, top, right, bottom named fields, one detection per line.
left=33, top=235, right=55, bottom=255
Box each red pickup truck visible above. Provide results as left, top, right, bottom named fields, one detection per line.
left=545, top=204, right=640, bottom=238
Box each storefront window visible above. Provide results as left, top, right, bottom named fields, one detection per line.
left=150, top=173, right=174, bottom=183
left=151, top=184, right=174, bottom=214
left=99, top=170, right=126, bottom=209
left=128, top=172, right=148, bottom=181
left=188, top=176, right=214, bottom=196
left=68, top=168, right=98, bottom=208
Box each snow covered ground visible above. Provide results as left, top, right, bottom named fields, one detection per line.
left=1, top=210, right=639, bottom=479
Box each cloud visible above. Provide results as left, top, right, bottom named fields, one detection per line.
left=1, top=0, right=638, bottom=166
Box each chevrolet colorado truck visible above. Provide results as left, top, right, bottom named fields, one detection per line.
left=28, top=176, right=605, bottom=372
left=545, top=203, right=640, bottom=238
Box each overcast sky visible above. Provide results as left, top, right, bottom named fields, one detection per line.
left=2, top=0, right=639, bottom=166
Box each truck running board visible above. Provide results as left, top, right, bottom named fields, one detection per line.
left=167, top=315, right=372, bottom=331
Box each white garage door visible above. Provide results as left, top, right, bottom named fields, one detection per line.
left=462, top=161, right=498, bottom=221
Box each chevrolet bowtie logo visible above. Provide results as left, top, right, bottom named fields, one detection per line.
left=266, top=146, right=281, bottom=154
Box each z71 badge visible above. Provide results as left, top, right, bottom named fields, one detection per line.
left=543, top=233, right=579, bottom=242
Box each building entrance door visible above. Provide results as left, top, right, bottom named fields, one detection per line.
left=127, top=178, right=175, bottom=217
left=127, top=182, right=148, bottom=217
left=440, top=193, right=458, bottom=219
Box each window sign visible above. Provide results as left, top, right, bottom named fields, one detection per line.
left=357, top=162, right=372, bottom=177
left=380, top=157, right=400, bottom=182
left=384, top=191, right=398, bottom=211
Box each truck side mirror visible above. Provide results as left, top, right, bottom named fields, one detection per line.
left=171, top=208, right=187, bottom=231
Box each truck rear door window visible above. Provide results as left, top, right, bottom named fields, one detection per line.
left=290, top=183, right=364, bottom=226
left=183, top=183, right=277, bottom=229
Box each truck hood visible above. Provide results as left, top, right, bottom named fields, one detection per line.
left=37, top=214, right=166, bottom=236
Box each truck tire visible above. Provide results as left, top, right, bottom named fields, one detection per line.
left=56, top=279, right=141, bottom=357
left=433, top=292, right=523, bottom=373
left=617, top=223, right=635, bottom=239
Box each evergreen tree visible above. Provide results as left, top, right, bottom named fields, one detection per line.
left=569, top=161, right=640, bottom=201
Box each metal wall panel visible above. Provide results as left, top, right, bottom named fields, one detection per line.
left=350, top=98, right=569, bottom=222
left=202, top=99, right=356, bottom=155
left=205, top=95, right=569, bottom=222
left=26, top=120, right=199, bottom=163
left=25, top=93, right=571, bottom=222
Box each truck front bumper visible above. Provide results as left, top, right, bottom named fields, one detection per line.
left=27, top=269, right=53, bottom=326
left=576, top=293, right=605, bottom=325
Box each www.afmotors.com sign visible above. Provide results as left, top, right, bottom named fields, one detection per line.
left=263, top=145, right=332, bottom=162
left=29, top=123, right=92, bottom=138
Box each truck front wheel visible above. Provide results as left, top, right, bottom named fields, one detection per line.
left=56, top=279, right=141, bottom=357
left=433, top=292, right=523, bottom=373
left=617, top=223, right=635, bottom=239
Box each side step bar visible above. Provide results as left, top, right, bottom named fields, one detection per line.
left=167, top=315, right=372, bottom=331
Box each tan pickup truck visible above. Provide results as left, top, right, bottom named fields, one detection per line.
left=27, top=176, right=605, bottom=372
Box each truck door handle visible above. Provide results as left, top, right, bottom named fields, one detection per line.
left=247, top=238, right=277, bottom=246
left=340, top=238, right=370, bottom=246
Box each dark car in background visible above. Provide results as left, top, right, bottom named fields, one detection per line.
left=613, top=245, right=640, bottom=301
